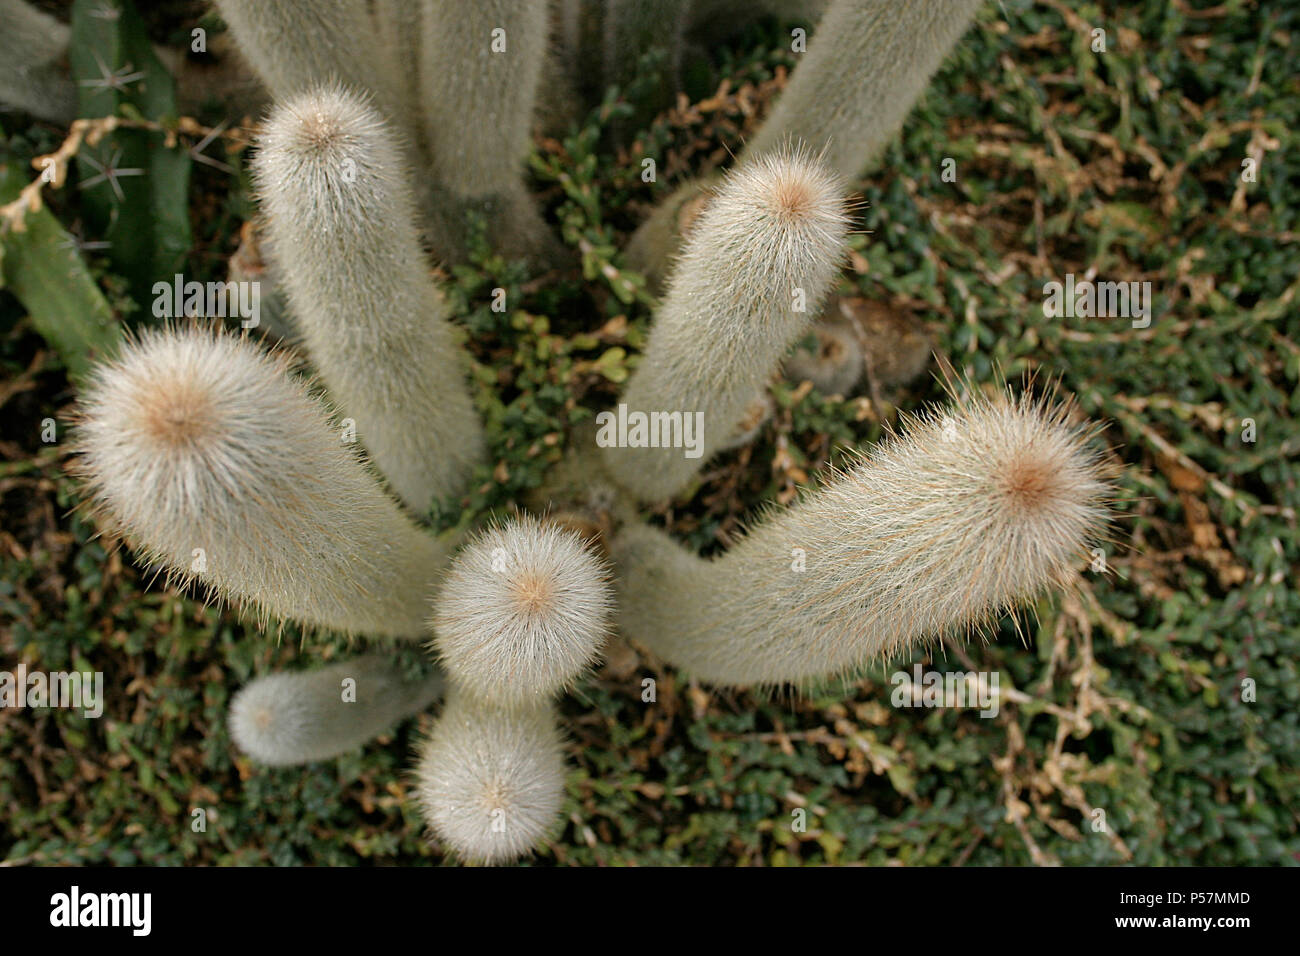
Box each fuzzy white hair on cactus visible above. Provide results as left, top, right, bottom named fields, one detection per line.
left=230, top=656, right=444, bottom=766
left=603, top=143, right=851, bottom=500
left=432, top=516, right=612, bottom=705
left=73, top=325, right=451, bottom=639
left=613, top=387, right=1112, bottom=686
left=254, top=83, right=486, bottom=513
left=414, top=692, right=566, bottom=865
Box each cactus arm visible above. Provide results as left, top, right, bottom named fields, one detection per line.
left=253, top=86, right=487, bottom=514
left=416, top=0, right=560, bottom=264
left=73, top=326, right=453, bottom=640
left=229, top=656, right=445, bottom=766
left=603, top=146, right=849, bottom=501
left=612, top=391, right=1110, bottom=685
left=744, top=0, right=985, bottom=178
left=627, top=0, right=982, bottom=285
left=414, top=691, right=566, bottom=864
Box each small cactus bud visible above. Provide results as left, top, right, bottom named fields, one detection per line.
left=415, top=691, right=566, bottom=864
left=254, top=84, right=486, bottom=513
left=73, top=326, right=452, bottom=639
left=836, top=296, right=934, bottom=390
left=613, top=388, right=1111, bottom=685
left=783, top=316, right=864, bottom=396
left=433, top=516, right=612, bottom=705
left=229, top=655, right=444, bottom=766
left=604, top=144, right=850, bottom=500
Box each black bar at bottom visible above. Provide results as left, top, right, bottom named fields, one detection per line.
left=0, top=864, right=1288, bottom=942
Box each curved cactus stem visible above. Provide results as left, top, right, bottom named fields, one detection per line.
left=73, top=325, right=453, bottom=640
left=611, top=389, right=1110, bottom=686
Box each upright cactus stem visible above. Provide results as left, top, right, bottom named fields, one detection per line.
left=230, top=656, right=445, bottom=766
left=417, top=0, right=559, bottom=264
left=213, top=0, right=406, bottom=131
left=254, top=85, right=486, bottom=514
left=432, top=516, right=612, bottom=707
left=612, top=389, right=1111, bottom=685
left=603, top=145, right=850, bottom=501
left=73, top=326, right=452, bottom=640
left=369, top=0, right=425, bottom=131
left=627, top=0, right=983, bottom=285
left=743, top=0, right=986, bottom=179
left=415, top=691, right=566, bottom=864
left=0, top=0, right=76, bottom=123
